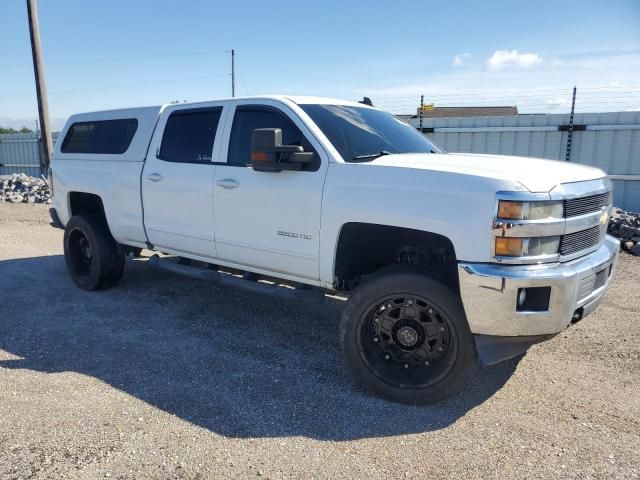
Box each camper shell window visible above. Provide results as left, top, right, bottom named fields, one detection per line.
left=61, top=118, right=138, bottom=154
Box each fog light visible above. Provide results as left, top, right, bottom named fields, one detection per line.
left=516, top=286, right=551, bottom=312
left=495, top=237, right=524, bottom=256
left=517, top=288, right=527, bottom=307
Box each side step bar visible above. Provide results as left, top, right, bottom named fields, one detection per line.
left=147, top=254, right=326, bottom=303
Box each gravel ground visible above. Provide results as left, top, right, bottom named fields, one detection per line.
left=1, top=204, right=639, bottom=480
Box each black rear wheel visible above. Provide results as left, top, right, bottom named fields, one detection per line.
left=63, top=214, right=125, bottom=290
left=340, top=267, right=475, bottom=404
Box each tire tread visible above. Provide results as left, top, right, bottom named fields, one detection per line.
left=63, top=214, right=125, bottom=291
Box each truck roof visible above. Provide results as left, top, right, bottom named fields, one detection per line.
left=161, top=94, right=367, bottom=108
left=67, top=95, right=369, bottom=118
left=54, top=96, right=371, bottom=161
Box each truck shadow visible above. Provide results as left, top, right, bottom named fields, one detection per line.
left=0, top=255, right=520, bottom=441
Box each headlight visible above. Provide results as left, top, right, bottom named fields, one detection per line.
left=495, top=236, right=560, bottom=257
left=497, top=200, right=563, bottom=220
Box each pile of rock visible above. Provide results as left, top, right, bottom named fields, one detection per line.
left=0, top=173, right=51, bottom=204
left=608, top=208, right=640, bottom=256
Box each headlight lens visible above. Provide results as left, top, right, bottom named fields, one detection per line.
left=498, top=200, right=563, bottom=220
left=495, top=236, right=560, bottom=257
left=527, top=236, right=561, bottom=256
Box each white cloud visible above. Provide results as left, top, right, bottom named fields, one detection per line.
left=487, top=49, right=543, bottom=70
left=545, top=97, right=570, bottom=110
left=453, top=53, right=471, bottom=67
left=356, top=48, right=640, bottom=114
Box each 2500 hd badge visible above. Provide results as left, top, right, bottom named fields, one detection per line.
left=277, top=230, right=312, bottom=240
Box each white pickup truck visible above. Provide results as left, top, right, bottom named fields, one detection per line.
left=49, top=95, right=619, bottom=404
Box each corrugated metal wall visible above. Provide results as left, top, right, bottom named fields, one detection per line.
left=2, top=112, right=639, bottom=211
left=0, top=132, right=59, bottom=177
left=409, top=112, right=640, bottom=212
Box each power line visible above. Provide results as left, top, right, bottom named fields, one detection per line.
left=370, top=85, right=640, bottom=100
left=239, top=69, right=250, bottom=96
left=374, top=90, right=640, bottom=104
left=376, top=99, right=640, bottom=107
left=0, top=73, right=229, bottom=98
left=0, top=49, right=230, bottom=68
left=374, top=94, right=640, bottom=111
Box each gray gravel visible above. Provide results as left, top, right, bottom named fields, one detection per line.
left=1, top=203, right=639, bottom=480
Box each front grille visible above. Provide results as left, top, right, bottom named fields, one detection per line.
left=564, top=192, right=611, bottom=218
left=577, top=267, right=609, bottom=301
left=593, top=268, right=608, bottom=290
left=560, top=226, right=603, bottom=256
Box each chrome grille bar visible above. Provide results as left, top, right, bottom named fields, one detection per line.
left=593, top=268, right=608, bottom=290
left=559, top=226, right=603, bottom=255
left=564, top=191, right=612, bottom=218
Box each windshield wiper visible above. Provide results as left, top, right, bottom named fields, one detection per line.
left=351, top=150, right=392, bottom=161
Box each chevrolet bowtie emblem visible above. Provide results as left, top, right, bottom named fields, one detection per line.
left=599, top=209, right=609, bottom=225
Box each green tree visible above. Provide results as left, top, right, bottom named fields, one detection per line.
left=0, top=126, right=34, bottom=134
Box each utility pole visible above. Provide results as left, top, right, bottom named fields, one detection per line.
left=419, top=95, right=424, bottom=132
left=231, top=49, right=236, bottom=97
left=565, top=86, right=577, bottom=162
left=26, top=0, right=53, bottom=175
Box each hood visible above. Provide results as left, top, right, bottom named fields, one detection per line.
left=363, top=153, right=606, bottom=193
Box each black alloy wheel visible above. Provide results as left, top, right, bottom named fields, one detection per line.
left=340, top=267, right=476, bottom=404
left=359, top=294, right=457, bottom=389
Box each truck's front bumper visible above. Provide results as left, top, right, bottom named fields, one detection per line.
left=458, top=234, right=620, bottom=338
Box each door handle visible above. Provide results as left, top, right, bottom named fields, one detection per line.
left=146, top=173, right=164, bottom=182
left=216, top=178, right=239, bottom=189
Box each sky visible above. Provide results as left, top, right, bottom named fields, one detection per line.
left=1, top=0, right=639, bottom=130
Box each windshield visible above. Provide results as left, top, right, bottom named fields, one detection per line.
left=299, top=104, right=443, bottom=162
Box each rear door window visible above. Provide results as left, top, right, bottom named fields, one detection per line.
left=159, top=108, right=222, bottom=163
left=61, top=119, right=138, bottom=154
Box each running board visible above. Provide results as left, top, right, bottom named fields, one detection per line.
left=147, top=254, right=325, bottom=303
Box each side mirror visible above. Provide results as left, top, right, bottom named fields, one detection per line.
left=251, top=128, right=314, bottom=172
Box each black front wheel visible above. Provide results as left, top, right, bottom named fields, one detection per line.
left=63, top=214, right=125, bottom=291
left=340, top=267, right=475, bottom=404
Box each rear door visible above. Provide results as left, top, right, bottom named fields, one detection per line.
left=212, top=101, right=328, bottom=280
left=142, top=102, right=227, bottom=258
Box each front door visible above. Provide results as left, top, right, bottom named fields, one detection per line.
left=142, top=103, right=226, bottom=258
left=212, top=102, right=328, bottom=280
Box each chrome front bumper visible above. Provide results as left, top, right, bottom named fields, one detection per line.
left=458, top=235, right=620, bottom=337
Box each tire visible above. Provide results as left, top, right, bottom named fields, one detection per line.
left=63, top=214, right=125, bottom=291
left=340, top=266, right=475, bottom=404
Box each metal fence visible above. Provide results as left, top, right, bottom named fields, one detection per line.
left=407, top=111, right=640, bottom=212
left=0, top=132, right=59, bottom=177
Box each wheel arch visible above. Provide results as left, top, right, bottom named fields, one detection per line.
left=332, top=222, right=459, bottom=292
left=68, top=191, right=106, bottom=218
left=66, top=191, right=119, bottom=240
